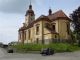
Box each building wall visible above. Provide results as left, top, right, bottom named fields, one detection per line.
left=18, top=31, right=21, bottom=43
left=43, top=21, right=51, bottom=34
left=42, top=20, right=60, bottom=44
left=52, top=20, right=58, bottom=33
left=25, top=15, right=29, bottom=26
left=19, top=19, right=71, bottom=44
left=33, top=21, right=43, bottom=43
left=43, top=33, right=52, bottom=44
left=24, top=21, right=43, bottom=44
left=18, top=31, right=25, bottom=43
left=57, top=19, right=70, bottom=39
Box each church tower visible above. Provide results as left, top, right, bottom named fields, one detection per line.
left=25, top=4, right=35, bottom=26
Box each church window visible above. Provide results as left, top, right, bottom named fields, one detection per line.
left=28, top=30, right=31, bottom=40
left=24, top=31, right=26, bottom=40
left=36, top=38, right=39, bottom=44
left=67, top=24, right=69, bottom=34
left=55, top=35, right=57, bottom=38
left=45, top=23, right=49, bottom=27
left=19, top=32, right=21, bottom=39
left=52, top=25, right=55, bottom=31
left=36, top=25, right=39, bottom=35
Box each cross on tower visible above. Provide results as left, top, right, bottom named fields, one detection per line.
left=30, top=0, right=31, bottom=5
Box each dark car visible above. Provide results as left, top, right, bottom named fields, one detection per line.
left=7, top=47, right=13, bottom=53
left=2, top=44, right=8, bottom=48
left=40, top=48, right=54, bottom=55
left=0, top=42, right=3, bottom=47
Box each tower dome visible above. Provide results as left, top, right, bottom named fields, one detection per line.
left=25, top=4, right=34, bottom=16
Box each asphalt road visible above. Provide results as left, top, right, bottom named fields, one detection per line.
left=0, top=48, right=80, bottom=60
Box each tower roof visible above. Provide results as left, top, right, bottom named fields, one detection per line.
left=25, top=4, right=34, bottom=16
left=49, top=9, right=52, bottom=15
left=29, top=4, right=32, bottom=9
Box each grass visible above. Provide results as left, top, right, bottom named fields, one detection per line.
left=11, top=43, right=80, bottom=53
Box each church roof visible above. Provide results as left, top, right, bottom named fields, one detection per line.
left=48, top=10, right=71, bottom=21
left=36, top=15, right=51, bottom=21
left=19, top=10, right=71, bottom=31
left=25, top=15, right=51, bottom=29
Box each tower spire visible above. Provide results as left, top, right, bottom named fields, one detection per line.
left=49, top=6, right=52, bottom=15
left=48, top=0, right=52, bottom=15
left=30, top=0, right=31, bottom=5
left=25, top=0, right=34, bottom=16
left=49, top=8, right=52, bottom=15
left=29, top=0, right=32, bottom=9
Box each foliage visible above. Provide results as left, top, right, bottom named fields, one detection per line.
left=70, top=6, right=80, bottom=46
left=70, top=31, right=76, bottom=43
left=11, top=43, right=80, bottom=53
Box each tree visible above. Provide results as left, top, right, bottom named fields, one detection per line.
left=70, top=6, right=80, bottom=46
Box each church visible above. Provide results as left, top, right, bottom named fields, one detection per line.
left=18, top=4, right=71, bottom=44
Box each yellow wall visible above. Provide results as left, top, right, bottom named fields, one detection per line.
left=23, top=19, right=70, bottom=44
left=43, top=21, right=52, bottom=34
left=24, top=21, right=43, bottom=43
left=34, top=21, right=43, bottom=42
left=57, top=19, right=70, bottom=39
left=25, top=16, right=29, bottom=26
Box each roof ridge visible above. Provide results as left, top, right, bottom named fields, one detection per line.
left=53, top=10, right=68, bottom=17
left=52, top=10, right=64, bottom=15
left=48, top=10, right=70, bottom=20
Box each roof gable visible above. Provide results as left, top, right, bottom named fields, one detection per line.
left=48, top=10, right=70, bottom=20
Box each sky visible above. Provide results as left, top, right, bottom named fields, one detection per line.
left=0, top=0, right=80, bottom=44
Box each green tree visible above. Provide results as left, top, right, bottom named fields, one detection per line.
left=70, top=6, right=80, bottom=46
left=70, top=31, right=76, bottom=43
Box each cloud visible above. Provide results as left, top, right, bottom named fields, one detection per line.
left=0, top=0, right=35, bottom=13
left=0, top=12, right=24, bottom=44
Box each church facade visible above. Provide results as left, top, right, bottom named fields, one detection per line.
left=18, top=4, right=71, bottom=44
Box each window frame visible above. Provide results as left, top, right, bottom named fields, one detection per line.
left=36, top=24, right=40, bottom=35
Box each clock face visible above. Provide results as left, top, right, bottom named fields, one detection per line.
left=30, top=16, right=34, bottom=21
left=28, top=16, right=34, bottom=23
left=31, top=16, right=34, bottom=20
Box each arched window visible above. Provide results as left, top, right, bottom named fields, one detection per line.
left=67, top=24, right=69, bottom=34
left=52, top=25, right=55, bottom=31
left=36, top=25, right=39, bottom=35
left=24, top=31, right=26, bottom=40
left=28, top=30, right=31, bottom=40
left=55, top=35, right=57, bottom=38
left=36, top=38, right=39, bottom=44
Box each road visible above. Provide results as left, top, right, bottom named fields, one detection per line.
left=0, top=48, right=80, bottom=60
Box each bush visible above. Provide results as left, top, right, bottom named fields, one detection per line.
left=48, top=43, right=70, bottom=52
left=11, top=43, right=80, bottom=53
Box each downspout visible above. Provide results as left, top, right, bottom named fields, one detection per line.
left=58, top=19, right=60, bottom=40
left=42, top=20, right=44, bottom=44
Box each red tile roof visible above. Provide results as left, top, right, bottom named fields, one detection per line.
left=19, top=10, right=71, bottom=31
left=48, top=10, right=71, bottom=21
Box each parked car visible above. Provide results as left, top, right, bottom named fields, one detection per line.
left=2, top=44, right=8, bottom=48
left=0, top=42, right=3, bottom=47
left=40, top=48, right=54, bottom=55
left=7, top=47, right=13, bottom=53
